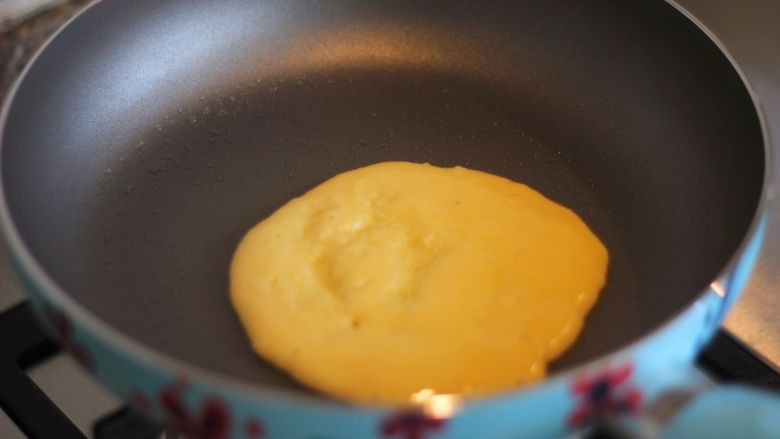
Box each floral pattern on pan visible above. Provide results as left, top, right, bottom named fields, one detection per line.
left=133, top=378, right=265, bottom=438
left=380, top=409, right=447, bottom=439
left=41, top=304, right=94, bottom=371
left=567, top=362, right=642, bottom=427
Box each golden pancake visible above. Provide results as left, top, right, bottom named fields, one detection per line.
left=230, top=161, right=607, bottom=404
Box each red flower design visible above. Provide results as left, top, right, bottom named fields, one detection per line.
left=567, top=362, right=642, bottom=427
left=155, top=378, right=265, bottom=439
left=42, top=305, right=94, bottom=370
left=159, top=380, right=231, bottom=438
left=245, top=419, right=264, bottom=437
left=380, top=410, right=446, bottom=439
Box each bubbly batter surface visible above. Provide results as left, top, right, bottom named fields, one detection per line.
left=230, top=162, right=608, bottom=404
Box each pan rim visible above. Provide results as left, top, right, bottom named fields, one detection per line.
left=0, top=0, right=772, bottom=409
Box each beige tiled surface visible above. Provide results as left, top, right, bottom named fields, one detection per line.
left=28, top=354, right=123, bottom=436
left=0, top=408, right=26, bottom=439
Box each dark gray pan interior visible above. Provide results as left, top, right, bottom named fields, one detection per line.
left=1, top=0, right=764, bottom=397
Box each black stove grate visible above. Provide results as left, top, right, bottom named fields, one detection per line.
left=0, top=304, right=84, bottom=438
left=0, top=303, right=160, bottom=439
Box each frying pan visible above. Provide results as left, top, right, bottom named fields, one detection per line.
left=0, top=0, right=773, bottom=437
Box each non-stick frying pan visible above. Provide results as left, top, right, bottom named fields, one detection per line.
left=0, top=0, right=772, bottom=438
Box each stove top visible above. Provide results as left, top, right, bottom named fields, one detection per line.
left=1, top=1, right=779, bottom=438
